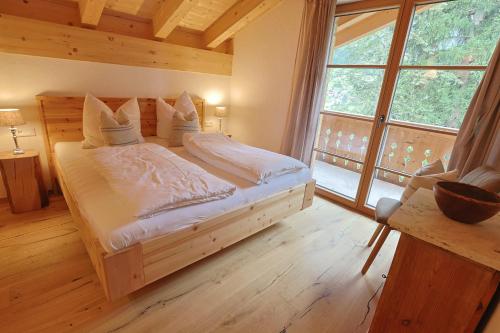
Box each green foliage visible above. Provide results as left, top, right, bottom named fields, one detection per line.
left=324, top=68, right=384, bottom=116
left=324, top=0, right=500, bottom=129
left=390, top=69, right=482, bottom=128
left=404, top=0, right=500, bottom=66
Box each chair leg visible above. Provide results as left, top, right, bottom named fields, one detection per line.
left=362, top=226, right=391, bottom=275
left=367, top=224, right=384, bottom=247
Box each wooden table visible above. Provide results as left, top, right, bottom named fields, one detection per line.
left=369, top=188, right=500, bottom=333
left=0, top=150, right=48, bottom=213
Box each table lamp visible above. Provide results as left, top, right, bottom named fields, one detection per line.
left=0, top=108, right=26, bottom=154
left=215, top=106, right=228, bottom=133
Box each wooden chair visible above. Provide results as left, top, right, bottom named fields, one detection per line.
left=361, top=198, right=401, bottom=275
left=361, top=166, right=500, bottom=275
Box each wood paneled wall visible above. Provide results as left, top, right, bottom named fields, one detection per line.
left=0, top=14, right=232, bottom=75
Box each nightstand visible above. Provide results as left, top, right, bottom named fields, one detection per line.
left=0, top=150, right=48, bottom=213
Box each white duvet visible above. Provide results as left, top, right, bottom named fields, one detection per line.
left=183, top=133, right=307, bottom=184
left=88, top=143, right=236, bottom=219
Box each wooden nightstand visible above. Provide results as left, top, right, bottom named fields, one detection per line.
left=0, top=150, right=48, bottom=213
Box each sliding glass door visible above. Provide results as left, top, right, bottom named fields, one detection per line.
left=312, top=7, right=400, bottom=204
left=312, top=0, right=500, bottom=213
left=365, top=0, right=499, bottom=208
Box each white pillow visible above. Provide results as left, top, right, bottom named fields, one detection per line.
left=82, top=94, right=114, bottom=148
left=156, top=93, right=200, bottom=143
left=115, top=97, right=144, bottom=143
left=174, top=91, right=198, bottom=119
left=156, top=98, right=176, bottom=139
left=82, top=94, right=143, bottom=148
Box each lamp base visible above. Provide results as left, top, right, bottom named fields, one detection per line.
left=10, top=126, right=24, bottom=155
left=218, top=117, right=223, bottom=133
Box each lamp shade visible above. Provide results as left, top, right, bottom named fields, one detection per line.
left=0, top=109, right=25, bottom=127
left=215, top=106, right=228, bottom=118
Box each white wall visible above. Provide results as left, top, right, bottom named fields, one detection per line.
left=228, top=0, right=305, bottom=152
left=0, top=1, right=305, bottom=198
left=0, top=52, right=231, bottom=197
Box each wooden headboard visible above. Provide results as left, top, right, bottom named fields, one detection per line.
left=36, top=95, right=205, bottom=189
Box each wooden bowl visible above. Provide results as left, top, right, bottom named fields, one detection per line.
left=433, top=181, right=500, bottom=224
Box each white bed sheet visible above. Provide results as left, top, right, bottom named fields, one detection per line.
left=55, top=138, right=312, bottom=252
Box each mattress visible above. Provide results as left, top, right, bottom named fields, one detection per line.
left=54, top=137, right=312, bottom=252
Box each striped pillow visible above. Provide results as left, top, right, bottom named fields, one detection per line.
left=100, top=112, right=139, bottom=146
left=400, top=169, right=459, bottom=203
left=414, top=159, right=444, bottom=176
left=168, top=111, right=200, bottom=147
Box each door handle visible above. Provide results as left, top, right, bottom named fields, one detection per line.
left=377, top=115, right=386, bottom=128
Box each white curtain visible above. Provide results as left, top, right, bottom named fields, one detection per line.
left=281, top=0, right=337, bottom=165
left=448, top=41, right=500, bottom=177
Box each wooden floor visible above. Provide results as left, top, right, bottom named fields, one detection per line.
left=0, top=196, right=399, bottom=333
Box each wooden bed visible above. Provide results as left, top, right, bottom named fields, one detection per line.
left=37, top=95, right=315, bottom=301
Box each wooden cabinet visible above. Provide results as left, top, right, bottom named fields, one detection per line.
left=370, top=234, right=499, bottom=332
left=0, top=150, right=48, bottom=213
left=369, top=189, right=500, bottom=332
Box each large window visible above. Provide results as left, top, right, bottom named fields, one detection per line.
left=313, top=8, right=399, bottom=202
left=367, top=0, right=499, bottom=206
left=312, top=0, right=500, bottom=212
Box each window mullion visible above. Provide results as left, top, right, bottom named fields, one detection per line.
left=354, top=0, right=417, bottom=210
left=399, top=65, right=487, bottom=71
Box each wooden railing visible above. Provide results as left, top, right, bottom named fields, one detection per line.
left=314, top=112, right=457, bottom=186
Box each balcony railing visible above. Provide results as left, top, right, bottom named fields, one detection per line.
left=313, top=112, right=457, bottom=188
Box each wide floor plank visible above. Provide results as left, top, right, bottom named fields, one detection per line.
left=0, top=196, right=398, bottom=333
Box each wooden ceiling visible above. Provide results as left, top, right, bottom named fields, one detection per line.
left=66, top=0, right=241, bottom=31
left=0, top=0, right=366, bottom=76
left=70, top=0, right=280, bottom=45
left=0, top=0, right=284, bottom=75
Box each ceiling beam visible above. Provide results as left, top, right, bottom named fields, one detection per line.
left=203, top=0, right=282, bottom=49
left=0, top=14, right=232, bottom=75
left=0, top=0, right=233, bottom=54
left=334, top=4, right=433, bottom=48
left=78, top=0, right=106, bottom=26
left=336, top=12, right=377, bottom=33
left=334, top=10, right=398, bottom=48
left=336, top=0, right=402, bottom=16
left=153, top=0, right=200, bottom=39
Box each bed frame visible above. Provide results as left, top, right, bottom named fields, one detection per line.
left=37, top=95, right=315, bottom=300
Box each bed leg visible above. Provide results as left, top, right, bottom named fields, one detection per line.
left=302, top=180, right=316, bottom=209
left=101, top=244, right=145, bottom=301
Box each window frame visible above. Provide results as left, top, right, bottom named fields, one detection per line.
left=314, top=0, right=493, bottom=216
